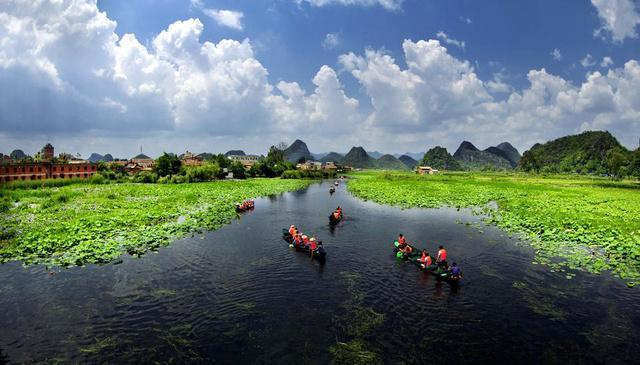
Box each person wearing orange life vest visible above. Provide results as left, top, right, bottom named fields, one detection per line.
left=397, top=234, right=406, bottom=248
left=294, top=233, right=303, bottom=246
left=417, top=250, right=432, bottom=269
left=309, top=237, right=318, bottom=257
left=437, top=245, right=448, bottom=269
left=289, top=225, right=296, bottom=237
left=302, top=234, right=310, bottom=247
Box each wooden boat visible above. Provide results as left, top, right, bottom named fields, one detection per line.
left=235, top=200, right=254, bottom=212
left=282, top=229, right=326, bottom=263
left=393, top=241, right=461, bottom=283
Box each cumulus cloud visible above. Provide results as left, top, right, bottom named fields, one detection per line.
left=591, top=0, right=640, bottom=42
left=338, top=40, right=640, bottom=150
left=0, top=0, right=359, bottom=144
left=551, top=48, right=562, bottom=61
left=435, top=31, right=466, bottom=50
left=294, top=0, right=404, bottom=11
left=601, top=56, right=614, bottom=67
left=581, top=54, right=596, bottom=67
left=202, top=8, right=244, bottom=30
left=322, top=33, right=341, bottom=49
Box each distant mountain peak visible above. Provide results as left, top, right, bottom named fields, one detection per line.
left=457, top=141, right=479, bottom=152
left=284, top=139, right=312, bottom=163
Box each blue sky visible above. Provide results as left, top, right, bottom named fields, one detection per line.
left=1, top=0, right=640, bottom=157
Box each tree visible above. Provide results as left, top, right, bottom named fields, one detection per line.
left=266, top=145, right=286, bottom=165
left=605, top=148, right=629, bottom=179
left=229, top=161, right=246, bottom=179
left=155, top=153, right=182, bottom=177
left=629, top=149, right=640, bottom=178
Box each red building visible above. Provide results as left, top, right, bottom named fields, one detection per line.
left=0, top=144, right=97, bottom=183
left=0, top=162, right=97, bottom=183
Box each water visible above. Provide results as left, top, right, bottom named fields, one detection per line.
left=1, top=181, right=639, bottom=363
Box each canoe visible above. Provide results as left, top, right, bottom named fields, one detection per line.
left=393, top=241, right=461, bottom=283
left=282, top=229, right=327, bottom=263
left=235, top=200, right=254, bottom=212
left=329, top=212, right=343, bottom=225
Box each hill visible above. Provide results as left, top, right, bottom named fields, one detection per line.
left=495, top=142, right=521, bottom=166
left=343, top=147, right=377, bottom=168
left=453, top=141, right=512, bottom=170
left=284, top=139, right=313, bottom=163
left=398, top=155, right=418, bottom=169
left=10, top=149, right=26, bottom=160
left=224, top=150, right=245, bottom=156
left=367, top=151, right=384, bottom=159
left=88, top=153, right=114, bottom=163
left=376, top=154, right=408, bottom=170
left=133, top=153, right=151, bottom=160
left=519, top=131, right=627, bottom=173
left=421, top=146, right=462, bottom=170
left=320, top=152, right=344, bottom=163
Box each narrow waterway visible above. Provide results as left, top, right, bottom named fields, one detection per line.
left=0, top=181, right=638, bottom=363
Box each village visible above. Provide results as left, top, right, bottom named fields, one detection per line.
left=0, top=144, right=369, bottom=183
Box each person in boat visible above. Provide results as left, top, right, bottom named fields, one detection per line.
left=302, top=234, right=310, bottom=247
left=289, top=225, right=296, bottom=237
left=417, top=250, right=432, bottom=269
left=449, top=262, right=462, bottom=279
left=294, top=232, right=303, bottom=246
left=404, top=244, right=414, bottom=255
left=316, top=241, right=325, bottom=256
left=437, top=245, right=447, bottom=269
left=397, top=234, right=406, bottom=247
left=309, top=237, right=318, bottom=257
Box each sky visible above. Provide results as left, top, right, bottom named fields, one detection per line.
left=1, top=0, right=640, bottom=158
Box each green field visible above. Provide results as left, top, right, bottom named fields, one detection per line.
left=347, top=171, right=640, bottom=286
left=0, top=179, right=312, bottom=267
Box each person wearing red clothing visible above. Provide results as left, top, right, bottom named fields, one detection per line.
left=397, top=234, right=406, bottom=246
left=309, top=237, right=318, bottom=257
left=437, top=245, right=448, bottom=269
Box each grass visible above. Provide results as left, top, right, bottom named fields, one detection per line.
left=0, top=178, right=312, bottom=267
left=347, top=171, right=640, bottom=286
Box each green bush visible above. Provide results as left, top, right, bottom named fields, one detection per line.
left=157, top=176, right=169, bottom=184
left=185, top=163, right=220, bottom=182
left=0, top=197, right=11, bottom=213
left=133, top=171, right=158, bottom=183
left=89, top=173, right=107, bottom=185
left=170, top=175, right=186, bottom=184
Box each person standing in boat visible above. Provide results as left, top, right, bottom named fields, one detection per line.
left=437, top=245, right=447, bottom=269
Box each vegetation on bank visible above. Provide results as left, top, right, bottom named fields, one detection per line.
left=347, top=171, right=640, bottom=286
left=0, top=179, right=312, bottom=267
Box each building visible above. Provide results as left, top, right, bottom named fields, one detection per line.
left=322, top=162, right=338, bottom=173
left=0, top=162, right=97, bottom=183
left=181, top=151, right=203, bottom=166
left=296, top=161, right=322, bottom=171
left=0, top=144, right=98, bottom=183
left=130, top=153, right=155, bottom=170
left=228, top=154, right=260, bottom=169
left=416, top=166, right=439, bottom=175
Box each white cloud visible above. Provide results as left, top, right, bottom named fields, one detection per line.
left=459, top=16, right=472, bottom=24
left=551, top=48, right=562, bottom=61
left=0, top=0, right=360, bottom=143
left=322, top=33, right=341, bottom=49
left=601, top=56, right=614, bottom=67
left=591, top=0, right=640, bottom=42
left=202, top=8, right=244, bottom=30
left=435, top=31, right=465, bottom=50
left=581, top=54, right=596, bottom=68
left=294, top=0, right=404, bottom=11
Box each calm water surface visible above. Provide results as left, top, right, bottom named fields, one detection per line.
left=1, top=181, right=639, bottom=363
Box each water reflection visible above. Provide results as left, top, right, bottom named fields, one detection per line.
left=0, top=181, right=638, bottom=363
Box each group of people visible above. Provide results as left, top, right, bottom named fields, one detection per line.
left=236, top=200, right=254, bottom=211
left=396, top=234, right=462, bottom=279
left=288, top=225, right=324, bottom=257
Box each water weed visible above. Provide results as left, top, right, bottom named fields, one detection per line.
left=0, top=179, right=312, bottom=267
left=347, top=171, right=640, bottom=286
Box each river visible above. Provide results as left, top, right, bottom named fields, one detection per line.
left=0, top=180, right=638, bottom=363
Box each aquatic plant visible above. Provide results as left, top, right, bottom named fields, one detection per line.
left=0, top=179, right=312, bottom=267
left=347, top=171, right=640, bottom=286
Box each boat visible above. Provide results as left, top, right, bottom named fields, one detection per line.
left=329, top=211, right=343, bottom=225
left=282, top=229, right=327, bottom=263
left=235, top=200, right=254, bottom=212
left=393, top=241, right=461, bottom=283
